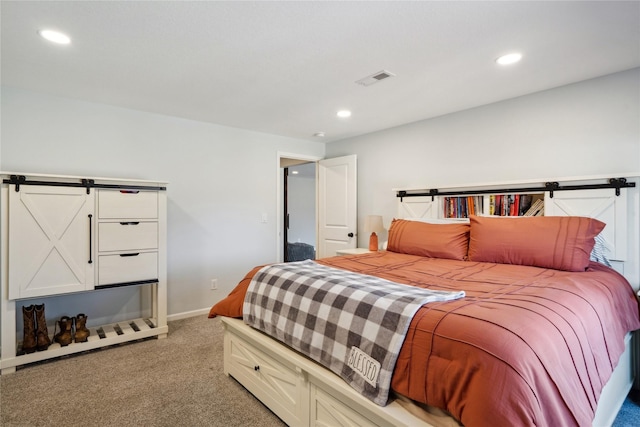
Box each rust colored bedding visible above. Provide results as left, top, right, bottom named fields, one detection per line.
left=209, top=251, right=640, bottom=426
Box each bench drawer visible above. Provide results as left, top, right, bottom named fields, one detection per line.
left=98, top=190, right=158, bottom=219
left=97, top=252, right=158, bottom=285
left=98, top=222, right=158, bottom=252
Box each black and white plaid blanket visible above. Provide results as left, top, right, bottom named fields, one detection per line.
left=243, top=260, right=465, bottom=406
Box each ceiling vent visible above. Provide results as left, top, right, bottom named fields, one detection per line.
left=355, top=70, right=396, bottom=87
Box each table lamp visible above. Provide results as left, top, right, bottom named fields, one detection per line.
left=364, top=215, right=385, bottom=251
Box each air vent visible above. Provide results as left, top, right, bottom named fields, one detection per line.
left=355, top=70, right=396, bottom=87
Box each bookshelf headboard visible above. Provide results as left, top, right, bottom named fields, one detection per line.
left=395, top=176, right=640, bottom=290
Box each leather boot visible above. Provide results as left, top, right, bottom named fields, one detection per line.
left=21, top=305, right=37, bottom=354
left=54, top=316, right=73, bottom=347
left=34, top=303, right=52, bottom=351
left=74, top=313, right=90, bottom=343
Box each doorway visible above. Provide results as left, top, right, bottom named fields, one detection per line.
left=283, top=162, right=317, bottom=262
left=277, top=153, right=356, bottom=261
left=278, top=153, right=321, bottom=263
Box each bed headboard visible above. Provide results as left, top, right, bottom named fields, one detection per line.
left=395, top=176, right=640, bottom=290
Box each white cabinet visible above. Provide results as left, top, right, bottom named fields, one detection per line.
left=1, top=173, right=168, bottom=374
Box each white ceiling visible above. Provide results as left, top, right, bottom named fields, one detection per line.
left=2, top=1, right=639, bottom=143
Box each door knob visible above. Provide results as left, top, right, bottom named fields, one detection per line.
left=348, top=233, right=354, bottom=238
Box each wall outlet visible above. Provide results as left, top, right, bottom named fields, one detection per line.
left=210, top=279, right=218, bottom=290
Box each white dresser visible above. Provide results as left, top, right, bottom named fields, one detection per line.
left=0, top=172, right=168, bottom=374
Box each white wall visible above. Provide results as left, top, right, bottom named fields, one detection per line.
left=325, top=68, right=640, bottom=247
left=1, top=86, right=325, bottom=325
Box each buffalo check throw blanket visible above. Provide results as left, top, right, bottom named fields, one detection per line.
left=243, top=260, right=465, bottom=406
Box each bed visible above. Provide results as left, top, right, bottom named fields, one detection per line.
left=210, top=208, right=640, bottom=426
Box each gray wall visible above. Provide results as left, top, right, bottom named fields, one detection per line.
left=325, top=68, right=640, bottom=248
left=1, top=86, right=325, bottom=326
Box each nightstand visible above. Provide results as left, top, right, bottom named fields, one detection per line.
left=335, top=248, right=373, bottom=256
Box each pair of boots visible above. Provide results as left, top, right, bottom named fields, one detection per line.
left=22, top=304, right=51, bottom=353
left=54, top=314, right=90, bottom=347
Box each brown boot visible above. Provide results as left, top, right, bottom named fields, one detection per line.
left=21, top=305, right=37, bottom=354
left=74, top=313, right=90, bottom=343
left=34, top=303, right=52, bottom=351
left=54, top=316, right=73, bottom=347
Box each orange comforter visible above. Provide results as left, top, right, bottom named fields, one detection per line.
left=209, top=251, right=640, bottom=426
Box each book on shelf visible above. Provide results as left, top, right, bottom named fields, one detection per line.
left=443, top=196, right=483, bottom=219
left=487, top=193, right=542, bottom=216
left=523, top=198, right=544, bottom=216
left=518, top=195, right=533, bottom=216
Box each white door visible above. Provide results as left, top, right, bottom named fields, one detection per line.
left=317, top=155, right=357, bottom=258
left=8, top=185, right=95, bottom=299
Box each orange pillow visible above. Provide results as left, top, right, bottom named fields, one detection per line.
left=468, top=215, right=605, bottom=272
left=386, top=219, right=470, bottom=260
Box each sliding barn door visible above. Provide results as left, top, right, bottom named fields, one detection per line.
left=8, top=185, right=95, bottom=299
left=317, top=155, right=357, bottom=258
left=397, top=196, right=439, bottom=219
left=545, top=188, right=627, bottom=264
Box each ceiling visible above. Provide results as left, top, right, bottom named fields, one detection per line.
left=2, top=1, right=639, bottom=143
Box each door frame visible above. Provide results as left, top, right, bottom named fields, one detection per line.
left=276, top=152, right=322, bottom=263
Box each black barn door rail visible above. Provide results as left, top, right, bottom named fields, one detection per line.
left=3, top=174, right=167, bottom=193
left=396, top=177, right=635, bottom=202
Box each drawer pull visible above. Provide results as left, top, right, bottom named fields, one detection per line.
left=119, top=222, right=140, bottom=225
left=88, top=214, right=93, bottom=264
left=119, top=253, right=140, bottom=257
left=120, top=190, right=140, bottom=194
left=254, top=365, right=260, bottom=371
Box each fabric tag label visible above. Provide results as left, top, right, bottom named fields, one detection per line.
left=347, top=346, right=380, bottom=387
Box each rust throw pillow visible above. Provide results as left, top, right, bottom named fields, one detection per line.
left=386, top=219, right=470, bottom=260
left=468, top=215, right=605, bottom=272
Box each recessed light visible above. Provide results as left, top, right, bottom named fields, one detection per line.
left=313, top=132, right=326, bottom=138
left=38, top=29, right=71, bottom=45
left=337, top=110, right=352, bottom=118
left=496, top=53, right=522, bottom=65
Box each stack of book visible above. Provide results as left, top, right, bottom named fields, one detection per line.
left=523, top=198, right=544, bottom=216
left=443, top=196, right=484, bottom=218
left=489, top=194, right=540, bottom=216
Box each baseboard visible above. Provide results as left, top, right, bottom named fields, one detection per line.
left=167, top=307, right=211, bottom=322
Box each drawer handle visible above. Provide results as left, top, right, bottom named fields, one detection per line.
left=119, top=222, right=140, bottom=225
left=120, top=190, right=140, bottom=194
left=254, top=365, right=260, bottom=371
left=120, top=253, right=140, bottom=257
left=88, top=214, right=93, bottom=264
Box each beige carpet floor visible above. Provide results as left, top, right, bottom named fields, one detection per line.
left=0, top=315, right=286, bottom=427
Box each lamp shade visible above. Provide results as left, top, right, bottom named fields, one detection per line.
left=364, top=215, right=385, bottom=234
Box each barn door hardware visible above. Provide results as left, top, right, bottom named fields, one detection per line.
left=396, top=177, right=635, bottom=200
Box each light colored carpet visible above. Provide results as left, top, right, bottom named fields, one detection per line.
left=0, top=316, right=286, bottom=427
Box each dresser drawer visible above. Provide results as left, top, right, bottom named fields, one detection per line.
left=97, top=252, right=158, bottom=285
left=226, top=331, right=303, bottom=427
left=311, top=383, right=376, bottom=427
left=98, top=190, right=158, bottom=219
left=98, top=222, right=158, bottom=252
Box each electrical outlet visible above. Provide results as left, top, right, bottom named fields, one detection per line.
left=210, top=279, right=218, bottom=290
